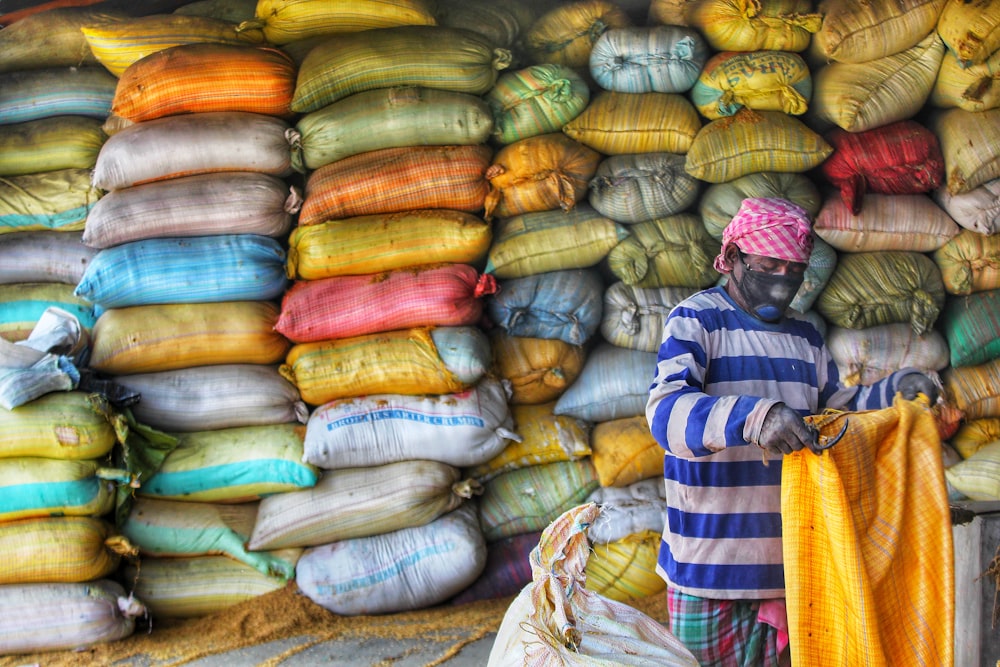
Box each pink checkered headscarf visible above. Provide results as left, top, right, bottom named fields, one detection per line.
left=713, top=197, right=814, bottom=274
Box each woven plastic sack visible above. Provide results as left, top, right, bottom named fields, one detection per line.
left=291, top=25, right=510, bottom=113
left=0, top=516, right=122, bottom=584
left=585, top=530, right=665, bottom=602
left=488, top=503, right=699, bottom=667
left=937, top=0, right=1000, bottom=67
left=91, top=111, right=293, bottom=191
left=174, top=0, right=258, bottom=22
left=684, top=109, right=832, bottom=183
left=809, top=32, right=944, bottom=134
left=298, top=144, right=491, bottom=225
left=524, top=0, right=633, bottom=70
left=0, top=116, right=105, bottom=177
left=75, top=234, right=287, bottom=309
left=820, top=120, right=945, bottom=216
left=944, top=356, right=1000, bottom=419
left=234, top=0, right=436, bottom=44
left=0, top=7, right=127, bottom=73
left=291, top=87, right=493, bottom=171
left=813, top=0, right=946, bottom=63
left=112, top=43, right=295, bottom=122
left=563, top=90, right=701, bottom=155
left=554, top=343, right=658, bottom=422
left=588, top=153, right=701, bottom=224
left=605, top=213, right=720, bottom=289
left=0, top=282, right=98, bottom=342
left=480, top=460, right=600, bottom=542
left=303, top=377, right=515, bottom=470
left=930, top=106, right=1000, bottom=196
left=0, top=67, right=115, bottom=125
left=586, top=479, right=667, bottom=545
left=940, top=289, right=1000, bottom=367
left=934, top=229, right=1000, bottom=295
left=297, top=504, right=486, bottom=615
left=281, top=326, right=489, bottom=406
left=688, top=0, right=821, bottom=52
left=432, top=0, right=522, bottom=50
left=114, top=364, right=307, bottom=433
left=815, top=193, right=959, bottom=253
left=287, top=210, right=491, bottom=280
left=467, top=401, right=592, bottom=483
left=782, top=400, right=953, bottom=667
left=933, top=178, right=1000, bottom=235
left=486, top=64, right=590, bottom=145
left=0, top=458, right=115, bottom=523
left=931, top=47, right=1000, bottom=112
left=249, top=459, right=472, bottom=550
left=83, top=172, right=297, bottom=249
left=691, top=50, right=811, bottom=120
left=277, top=263, right=495, bottom=343
left=950, top=417, right=1000, bottom=459
left=590, top=416, right=664, bottom=487
left=826, top=323, right=950, bottom=387
left=699, top=171, right=820, bottom=240
left=491, top=329, right=587, bottom=406
left=484, top=133, right=601, bottom=220
left=0, top=169, right=101, bottom=234
left=601, top=282, right=698, bottom=352
left=452, top=529, right=540, bottom=604
left=0, top=390, right=116, bottom=461
left=945, top=440, right=1000, bottom=500
left=487, top=269, right=604, bottom=346
left=815, top=251, right=946, bottom=336
left=0, top=231, right=96, bottom=285
left=485, top=205, right=629, bottom=279
left=589, top=25, right=708, bottom=93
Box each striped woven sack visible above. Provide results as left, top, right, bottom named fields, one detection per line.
left=451, top=530, right=541, bottom=604
left=298, top=144, right=492, bottom=225
left=946, top=440, right=1000, bottom=500
left=484, top=133, right=602, bottom=220
left=82, top=172, right=299, bottom=249
left=0, top=231, right=97, bottom=284
left=524, top=0, right=633, bottom=69
left=89, top=301, right=290, bottom=374
left=0, top=458, right=115, bottom=523
left=485, top=204, right=629, bottom=279
left=0, top=116, right=105, bottom=177
left=815, top=251, right=945, bottom=336
left=931, top=48, right=1000, bottom=112
left=486, top=64, right=591, bottom=145
left=281, top=326, right=490, bottom=405
left=0, top=516, right=122, bottom=584
left=588, top=152, right=701, bottom=224
left=585, top=530, right=665, bottom=602
left=684, top=109, right=832, bottom=183
left=466, top=401, right=592, bottom=483
left=112, top=43, right=295, bottom=122
left=563, top=90, right=702, bottom=155
left=479, top=459, right=600, bottom=542
left=930, top=106, right=1000, bottom=196
left=489, top=329, right=587, bottom=406
left=276, top=263, right=496, bottom=343
left=813, top=0, right=945, bottom=63
left=937, top=0, right=1000, bottom=67
left=235, top=0, right=436, bottom=44
left=814, top=192, right=959, bottom=252
left=950, top=417, right=1000, bottom=459
left=606, top=213, right=720, bottom=289
left=554, top=343, right=659, bottom=422
left=174, top=1, right=257, bottom=21
left=941, top=289, right=1000, bottom=367
left=648, top=0, right=698, bottom=26
left=114, top=364, right=307, bottom=433
left=487, top=269, right=604, bottom=346
left=589, top=25, right=709, bottom=94
left=0, top=67, right=115, bottom=125
left=945, top=356, right=1000, bottom=420
left=698, top=171, right=820, bottom=240
left=689, top=0, right=821, bottom=51
left=75, top=235, right=288, bottom=309
left=291, top=25, right=511, bottom=113
left=791, top=237, right=838, bottom=314
left=0, top=169, right=101, bottom=234
left=826, top=323, right=950, bottom=386
left=782, top=400, right=953, bottom=667
left=933, top=177, right=1000, bottom=235
left=0, top=391, right=115, bottom=461
left=600, top=281, right=699, bottom=352
left=821, top=120, right=944, bottom=215
left=586, top=479, right=668, bottom=544
left=291, top=87, right=493, bottom=171
left=590, top=415, right=664, bottom=487
left=91, top=111, right=294, bottom=190
left=0, top=7, right=126, bottom=73
left=80, top=14, right=262, bottom=77
left=690, top=50, right=811, bottom=119
left=810, top=32, right=944, bottom=133
left=0, top=282, right=98, bottom=342
left=934, top=229, right=1000, bottom=295
left=286, top=210, right=491, bottom=280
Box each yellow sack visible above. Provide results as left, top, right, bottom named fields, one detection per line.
left=931, top=106, right=1000, bottom=196
left=0, top=391, right=116, bottom=461
left=936, top=0, right=1000, bottom=67
left=0, top=516, right=125, bottom=584
left=689, top=0, right=821, bottom=52
left=563, top=90, right=701, bottom=156
left=944, top=356, right=1000, bottom=420
left=944, top=439, right=1000, bottom=500
left=235, top=0, right=436, bottom=44
left=524, top=0, right=633, bottom=69
left=584, top=530, right=666, bottom=602
left=591, top=415, right=664, bottom=487
left=813, top=0, right=946, bottom=63
left=934, top=228, right=1000, bottom=295
left=931, top=47, right=1000, bottom=112
left=490, top=330, right=586, bottom=406
left=782, top=399, right=953, bottom=667
left=950, top=417, right=1000, bottom=458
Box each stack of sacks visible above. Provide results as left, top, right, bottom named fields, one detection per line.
left=264, top=15, right=513, bottom=616
left=77, top=33, right=315, bottom=619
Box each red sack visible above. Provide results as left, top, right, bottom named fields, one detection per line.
left=821, top=120, right=944, bottom=215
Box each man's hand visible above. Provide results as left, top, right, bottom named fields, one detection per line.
left=758, top=403, right=820, bottom=455
left=897, top=372, right=939, bottom=403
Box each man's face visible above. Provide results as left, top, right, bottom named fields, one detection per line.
left=725, top=246, right=807, bottom=322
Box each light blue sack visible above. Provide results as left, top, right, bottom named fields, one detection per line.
left=486, top=269, right=604, bottom=346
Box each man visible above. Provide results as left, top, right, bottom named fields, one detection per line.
left=645, top=197, right=938, bottom=666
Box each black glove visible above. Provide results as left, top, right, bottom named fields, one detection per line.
left=897, top=372, right=939, bottom=403
left=757, top=403, right=820, bottom=455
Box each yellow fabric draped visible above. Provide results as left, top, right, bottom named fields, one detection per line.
left=781, top=396, right=954, bottom=667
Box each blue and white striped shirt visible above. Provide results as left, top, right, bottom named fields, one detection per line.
left=646, top=286, right=906, bottom=599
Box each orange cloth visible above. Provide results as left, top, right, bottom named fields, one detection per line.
left=781, top=397, right=954, bottom=667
